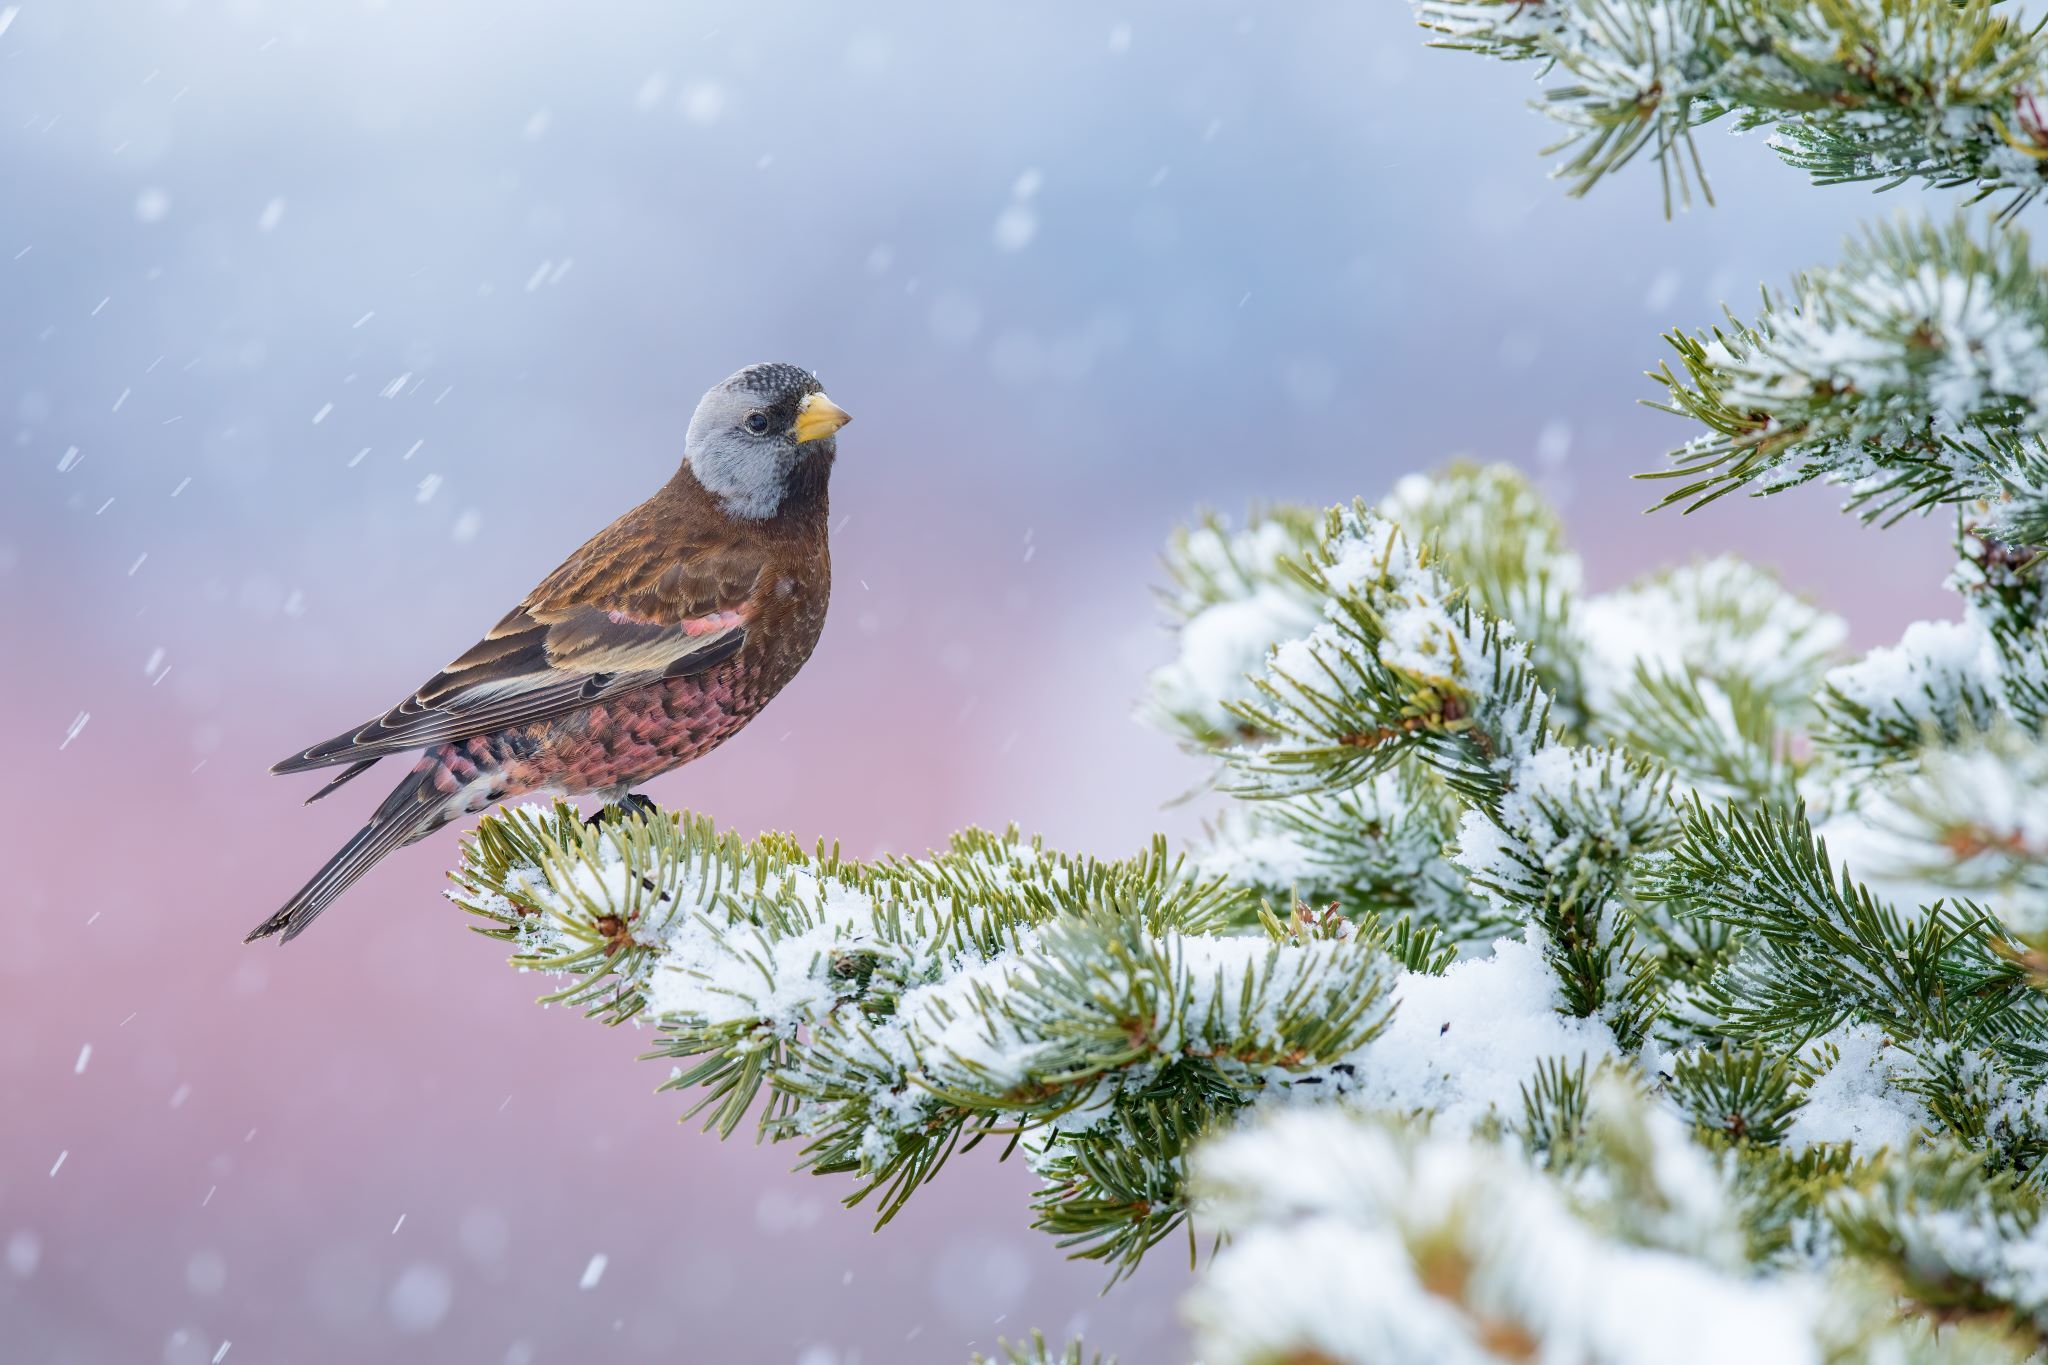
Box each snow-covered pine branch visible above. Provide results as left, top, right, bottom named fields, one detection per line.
left=447, top=456, right=2048, bottom=1361
left=971, top=1336, right=1110, bottom=1365
left=1187, top=1081, right=2043, bottom=1363
left=450, top=801, right=1413, bottom=1276
left=1415, top=0, right=2048, bottom=213
left=1205, top=479, right=1844, bottom=1036
left=1650, top=217, right=2048, bottom=538
left=1142, top=506, right=1322, bottom=750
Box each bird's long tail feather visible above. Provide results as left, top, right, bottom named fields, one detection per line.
left=248, top=764, right=448, bottom=944
left=304, top=756, right=379, bottom=805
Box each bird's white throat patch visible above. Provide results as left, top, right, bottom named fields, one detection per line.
left=688, top=445, right=793, bottom=520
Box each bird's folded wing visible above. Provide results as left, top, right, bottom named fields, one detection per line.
left=272, top=603, right=747, bottom=772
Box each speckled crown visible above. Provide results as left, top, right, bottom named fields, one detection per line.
left=726, top=362, right=822, bottom=399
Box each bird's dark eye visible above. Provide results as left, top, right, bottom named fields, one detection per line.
left=744, top=411, right=770, bottom=434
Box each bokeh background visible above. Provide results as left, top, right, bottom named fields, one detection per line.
left=0, top=2, right=1965, bottom=1362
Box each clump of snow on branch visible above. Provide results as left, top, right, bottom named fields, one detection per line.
left=1338, top=937, right=1620, bottom=1132
left=1226, top=497, right=1553, bottom=805
left=1184, top=1084, right=1929, bottom=1365
left=1577, top=557, right=1845, bottom=719
left=1817, top=618, right=2001, bottom=772
left=1453, top=745, right=1675, bottom=937
left=1143, top=511, right=1320, bottom=747
left=1785, top=1022, right=1933, bottom=1152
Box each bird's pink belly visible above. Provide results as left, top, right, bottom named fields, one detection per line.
left=427, top=668, right=763, bottom=807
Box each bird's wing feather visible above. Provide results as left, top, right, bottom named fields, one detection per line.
left=274, top=499, right=766, bottom=773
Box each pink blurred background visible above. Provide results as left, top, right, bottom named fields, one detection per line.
left=1, top=2, right=1960, bottom=1361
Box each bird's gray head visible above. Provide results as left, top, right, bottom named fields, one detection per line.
left=683, top=363, right=851, bottom=519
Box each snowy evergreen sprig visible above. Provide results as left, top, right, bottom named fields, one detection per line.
left=1416, top=0, right=2048, bottom=214
left=1641, top=793, right=2048, bottom=1176
left=1599, top=666, right=1794, bottom=807
left=1829, top=1145, right=2048, bottom=1344
left=1142, top=508, right=1321, bottom=750
left=1649, top=217, right=2048, bottom=536
left=1642, top=799, right=2023, bottom=1048
left=1191, top=770, right=1507, bottom=956
left=1222, top=499, right=1555, bottom=805
left=1814, top=619, right=2009, bottom=775
left=1852, top=728, right=2048, bottom=936
left=1380, top=464, right=1592, bottom=728
left=450, top=802, right=1409, bottom=1276
left=1576, top=556, right=1845, bottom=725
left=972, top=1336, right=1112, bottom=1365
left=1218, top=492, right=1698, bottom=1032
left=1451, top=744, right=1677, bottom=1038
left=1187, top=1080, right=2031, bottom=1365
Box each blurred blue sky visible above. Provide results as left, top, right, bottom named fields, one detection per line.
left=0, top=3, right=1972, bottom=1363
left=3, top=0, right=1956, bottom=703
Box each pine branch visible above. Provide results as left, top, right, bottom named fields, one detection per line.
left=1839, top=726, right=2048, bottom=940
left=1640, top=799, right=2017, bottom=1045
left=1219, top=497, right=1692, bottom=1030
left=1815, top=619, right=2005, bottom=774
left=1417, top=0, right=2048, bottom=214
left=1192, top=770, right=1507, bottom=952
left=973, top=1335, right=1114, bottom=1365
left=1954, top=527, right=2048, bottom=734
left=450, top=802, right=1401, bottom=1273
left=1381, top=462, right=1593, bottom=729
left=1906, top=1043, right=2048, bottom=1174
left=1599, top=665, right=1797, bottom=807
left=1715, top=1141, right=1865, bottom=1267
left=1647, top=217, right=2048, bottom=534
left=1516, top=1053, right=1596, bottom=1165
left=1143, top=507, right=1323, bottom=751
left=1639, top=793, right=2048, bottom=1178
left=1224, top=501, right=1554, bottom=806
left=1451, top=743, right=1678, bottom=1035
left=1182, top=1081, right=2023, bottom=1364
left=1577, top=556, right=1846, bottom=726
left=1830, top=1144, right=2048, bottom=1347
left=1669, top=1043, right=1807, bottom=1146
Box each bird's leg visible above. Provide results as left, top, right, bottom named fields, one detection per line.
left=584, top=791, right=660, bottom=827
left=582, top=793, right=675, bottom=909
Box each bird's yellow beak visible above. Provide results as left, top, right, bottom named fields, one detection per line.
left=793, top=392, right=852, bottom=444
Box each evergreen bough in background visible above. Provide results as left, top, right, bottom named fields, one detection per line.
left=445, top=2, right=2048, bottom=1358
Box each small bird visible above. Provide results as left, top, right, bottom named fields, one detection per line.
left=251, top=362, right=850, bottom=943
